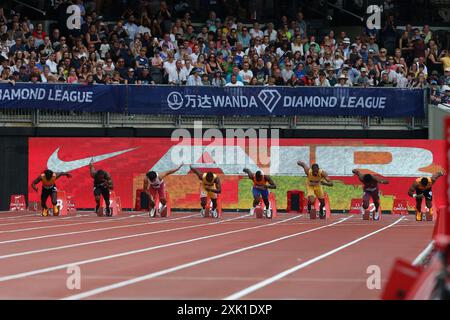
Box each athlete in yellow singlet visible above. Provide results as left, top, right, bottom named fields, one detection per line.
left=190, top=165, right=222, bottom=217
left=31, top=169, right=72, bottom=217
left=408, top=171, right=444, bottom=221
left=297, top=161, right=333, bottom=218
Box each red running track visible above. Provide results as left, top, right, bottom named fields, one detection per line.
left=0, top=210, right=433, bottom=300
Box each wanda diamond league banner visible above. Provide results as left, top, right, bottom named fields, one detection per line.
left=28, top=138, right=446, bottom=211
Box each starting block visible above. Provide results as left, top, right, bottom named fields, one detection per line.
left=307, top=193, right=331, bottom=220
left=392, top=199, right=409, bottom=215
left=47, top=191, right=68, bottom=216
left=255, top=193, right=277, bottom=219
left=203, top=196, right=222, bottom=219
left=150, top=192, right=171, bottom=218
left=287, top=190, right=304, bottom=213
left=362, top=203, right=382, bottom=221
left=419, top=198, right=436, bottom=221
left=349, top=199, right=381, bottom=221
left=66, top=194, right=77, bottom=213
left=100, top=191, right=122, bottom=217
left=10, top=194, right=26, bottom=211
left=28, top=201, right=42, bottom=212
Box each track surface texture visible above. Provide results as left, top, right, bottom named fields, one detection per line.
left=0, top=210, right=433, bottom=300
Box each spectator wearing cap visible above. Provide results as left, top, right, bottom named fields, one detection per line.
left=430, top=80, right=442, bottom=105
left=334, top=74, right=350, bottom=87
left=124, top=68, right=138, bottom=84
left=326, top=66, right=337, bottom=86
left=342, top=37, right=351, bottom=59
left=412, top=34, right=427, bottom=58
left=381, top=61, right=398, bottom=84
left=355, top=67, right=369, bottom=87
left=441, top=85, right=450, bottom=104
left=187, top=68, right=203, bottom=86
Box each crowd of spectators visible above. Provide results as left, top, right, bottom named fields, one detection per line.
left=0, top=1, right=449, bottom=104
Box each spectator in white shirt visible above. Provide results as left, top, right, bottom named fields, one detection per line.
left=225, top=74, right=244, bottom=86
left=124, top=15, right=139, bottom=40
left=250, top=22, right=264, bottom=39
left=264, top=22, right=277, bottom=42
left=239, top=62, right=253, bottom=84
left=315, top=71, right=330, bottom=86
left=168, top=60, right=187, bottom=85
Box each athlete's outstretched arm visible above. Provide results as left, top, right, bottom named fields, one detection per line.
left=190, top=165, right=203, bottom=180
left=374, top=175, right=389, bottom=184
left=352, top=169, right=365, bottom=183
left=431, top=171, right=445, bottom=184
left=297, top=161, right=310, bottom=176
left=321, top=171, right=333, bottom=186
left=243, top=168, right=254, bottom=180
left=89, top=159, right=96, bottom=178
left=160, top=164, right=183, bottom=179
left=266, top=176, right=277, bottom=189
left=408, top=181, right=420, bottom=198
left=31, top=175, right=42, bottom=192
left=56, top=172, right=72, bottom=179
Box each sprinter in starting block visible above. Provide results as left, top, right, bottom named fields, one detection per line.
left=190, top=165, right=222, bottom=218
left=145, top=164, right=183, bottom=217
left=297, top=161, right=333, bottom=219
left=90, top=159, right=114, bottom=216
left=408, top=171, right=444, bottom=221
left=243, top=168, right=276, bottom=218
left=352, top=169, right=389, bottom=221
left=31, top=169, right=72, bottom=216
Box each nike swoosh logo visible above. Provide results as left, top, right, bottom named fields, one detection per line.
left=47, top=147, right=139, bottom=172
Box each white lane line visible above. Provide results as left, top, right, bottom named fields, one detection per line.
left=61, top=216, right=351, bottom=300
left=0, top=213, right=250, bottom=259
left=0, top=214, right=199, bottom=245
left=412, top=241, right=435, bottom=266
left=0, top=214, right=150, bottom=234
left=223, top=216, right=405, bottom=300
left=0, top=213, right=37, bottom=221
left=0, top=214, right=303, bottom=284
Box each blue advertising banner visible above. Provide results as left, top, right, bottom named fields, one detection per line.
left=0, top=83, right=425, bottom=117
left=127, top=86, right=425, bottom=117
left=0, top=83, right=124, bottom=113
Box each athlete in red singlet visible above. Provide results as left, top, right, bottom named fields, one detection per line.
left=352, top=169, right=389, bottom=220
